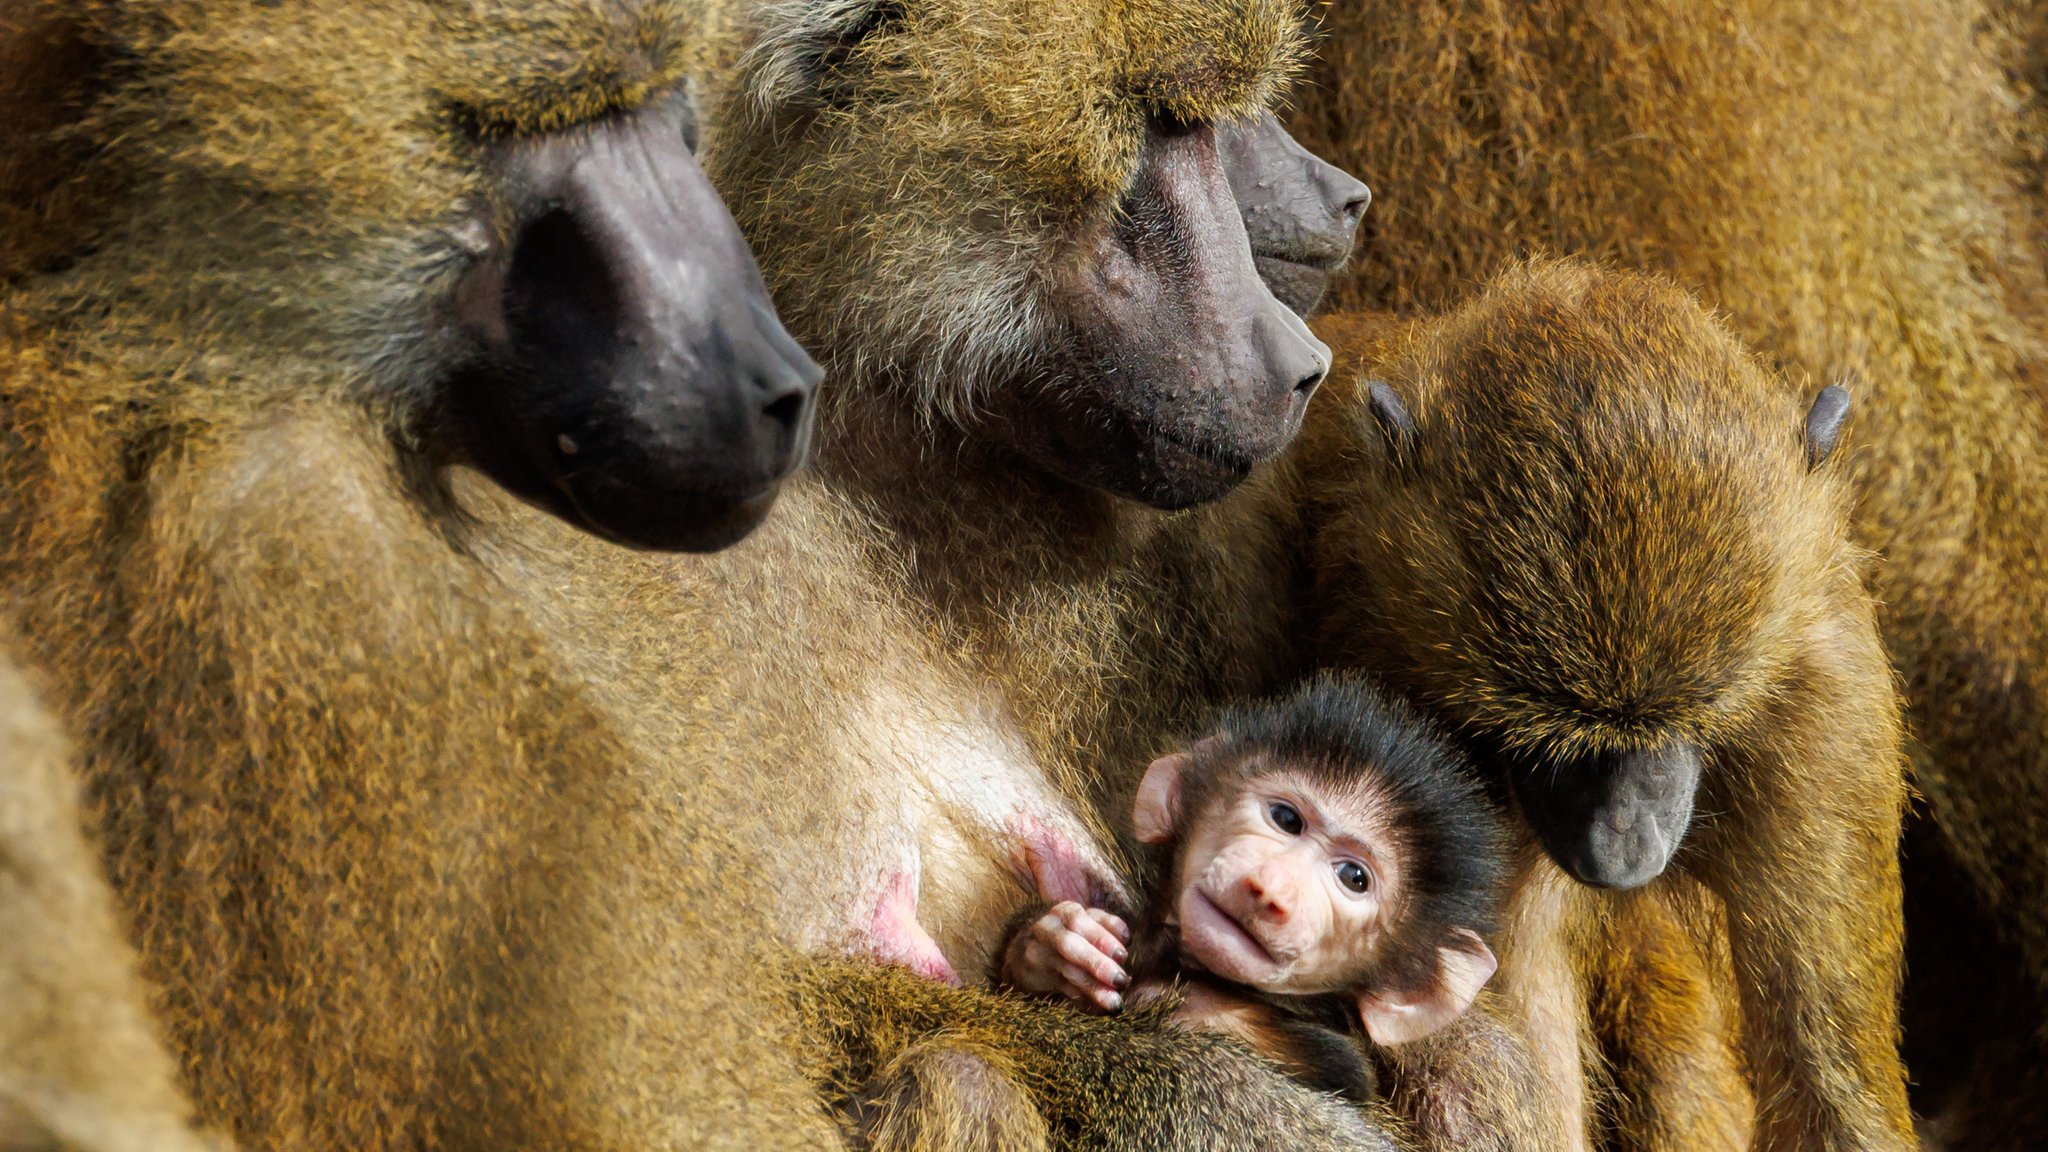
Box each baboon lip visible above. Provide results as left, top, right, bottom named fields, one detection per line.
left=1182, top=887, right=1282, bottom=977
left=559, top=477, right=784, bottom=553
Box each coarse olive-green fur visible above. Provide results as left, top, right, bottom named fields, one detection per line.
left=0, top=645, right=215, bottom=1152
left=790, top=957, right=1408, bottom=1152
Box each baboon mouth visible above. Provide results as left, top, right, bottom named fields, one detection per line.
left=558, top=476, right=785, bottom=553
left=1146, top=424, right=1262, bottom=476
left=1184, top=888, right=1283, bottom=974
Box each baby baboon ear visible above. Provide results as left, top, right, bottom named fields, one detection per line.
left=1355, top=929, right=1498, bottom=1047
left=1365, top=381, right=1417, bottom=462
left=1133, top=746, right=1199, bottom=845
left=1803, top=384, right=1852, bottom=470
left=750, top=0, right=906, bottom=108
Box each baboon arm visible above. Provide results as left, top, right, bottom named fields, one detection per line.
left=1696, top=624, right=1914, bottom=1152
left=1375, top=997, right=1566, bottom=1152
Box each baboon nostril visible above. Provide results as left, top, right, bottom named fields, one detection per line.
left=1341, top=185, right=1371, bottom=225
left=763, top=389, right=806, bottom=431
left=1294, top=367, right=1326, bottom=398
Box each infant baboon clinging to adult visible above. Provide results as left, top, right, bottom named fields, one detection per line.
left=1301, top=260, right=1911, bottom=1152
left=1001, top=674, right=1507, bottom=1106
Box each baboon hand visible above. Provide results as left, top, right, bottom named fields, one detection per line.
left=1001, top=901, right=1131, bottom=1012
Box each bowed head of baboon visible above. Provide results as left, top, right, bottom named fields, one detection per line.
left=717, top=0, right=1331, bottom=509
left=1319, top=262, right=1861, bottom=889
left=9, top=0, right=819, bottom=552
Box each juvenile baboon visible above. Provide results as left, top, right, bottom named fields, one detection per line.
left=0, top=646, right=213, bottom=1152
left=1299, top=261, right=1910, bottom=1152
left=1287, top=5, right=2048, bottom=1141
left=0, top=0, right=843, bottom=1148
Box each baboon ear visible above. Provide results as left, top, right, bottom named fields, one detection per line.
left=1133, top=752, right=1191, bottom=845
left=749, top=0, right=907, bottom=108
left=1803, top=384, right=1852, bottom=470
left=1355, top=929, right=1497, bottom=1046
left=1365, top=380, right=1417, bottom=461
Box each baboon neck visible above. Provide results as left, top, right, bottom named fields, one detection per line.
left=815, top=387, right=1170, bottom=606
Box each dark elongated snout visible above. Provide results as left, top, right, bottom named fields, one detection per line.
left=1220, top=110, right=1371, bottom=317
left=1512, top=742, right=1703, bottom=889
left=450, top=92, right=821, bottom=552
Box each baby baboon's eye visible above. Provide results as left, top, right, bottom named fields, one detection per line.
left=1334, top=860, right=1371, bottom=895
left=1268, top=802, right=1304, bottom=836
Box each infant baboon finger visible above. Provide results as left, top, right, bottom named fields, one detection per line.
left=1057, top=960, right=1123, bottom=1012
left=1051, top=924, right=1128, bottom=989
left=1086, top=908, right=1131, bottom=947
left=1063, top=908, right=1129, bottom=963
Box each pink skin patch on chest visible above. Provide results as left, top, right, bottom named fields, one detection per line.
left=864, top=870, right=961, bottom=986
left=1006, top=811, right=1126, bottom=911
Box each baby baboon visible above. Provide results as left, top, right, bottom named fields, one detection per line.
left=1287, top=4, right=2048, bottom=1142
left=0, top=0, right=837, bottom=1148
left=1002, top=674, right=1507, bottom=1107
left=1301, top=261, right=1912, bottom=1152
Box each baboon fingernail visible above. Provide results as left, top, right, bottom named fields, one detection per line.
left=1104, top=993, right=1123, bottom=1011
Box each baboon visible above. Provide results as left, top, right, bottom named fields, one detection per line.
left=1002, top=674, right=1510, bottom=1105
left=517, top=1, right=1562, bottom=1144
left=0, top=1, right=1411, bottom=1149
left=1298, top=261, right=1911, bottom=1152
left=1287, top=1, right=2048, bottom=1143
left=0, top=0, right=850, bottom=1148
left=0, top=645, right=213, bottom=1152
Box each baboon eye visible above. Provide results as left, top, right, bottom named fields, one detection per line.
left=1268, top=802, right=1304, bottom=836
left=1334, top=860, right=1371, bottom=895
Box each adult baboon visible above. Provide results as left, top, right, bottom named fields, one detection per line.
left=0, top=0, right=1409, bottom=1148
left=1287, top=0, right=2048, bottom=1144
left=0, top=0, right=842, bottom=1148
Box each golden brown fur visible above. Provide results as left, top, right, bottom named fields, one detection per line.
left=1, top=0, right=1409, bottom=1147
left=1299, top=261, right=1911, bottom=1151
left=0, top=647, right=213, bottom=1152
left=790, top=957, right=1407, bottom=1152
left=1287, top=2, right=2048, bottom=1142
left=0, top=1, right=848, bottom=1148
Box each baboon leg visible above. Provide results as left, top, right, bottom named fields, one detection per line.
left=1482, top=861, right=1596, bottom=1152
left=852, top=1037, right=1049, bottom=1152
left=1591, top=887, right=1752, bottom=1152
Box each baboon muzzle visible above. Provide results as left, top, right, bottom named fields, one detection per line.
left=1511, top=742, right=1702, bottom=889
left=450, top=91, right=822, bottom=552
